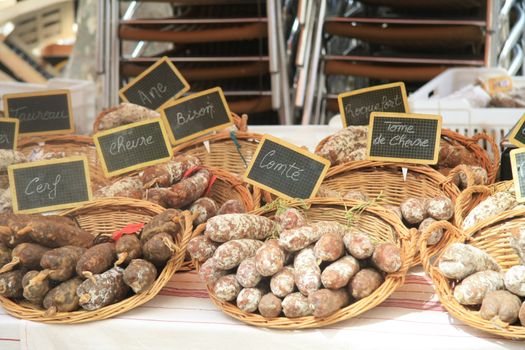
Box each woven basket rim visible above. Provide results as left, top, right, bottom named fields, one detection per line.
left=17, top=134, right=95, bottom=148
left=194, top=197, right=417, bottom=329
left=0, top=198, right=194, bottom=324
left=419, top=209, right=525, bottom=339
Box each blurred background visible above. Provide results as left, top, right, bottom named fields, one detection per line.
left=0, top=0, right=523, bottom=126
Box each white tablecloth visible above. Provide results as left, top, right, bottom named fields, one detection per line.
left=0, top=126, right=523, bottom=350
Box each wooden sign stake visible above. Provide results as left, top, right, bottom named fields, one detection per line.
left=402, top=167, right=408, bottom=182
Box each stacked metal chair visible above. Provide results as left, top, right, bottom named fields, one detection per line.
left=101, top=0, right=294, bottom=124
left=300, top=0, right=525, bottom=124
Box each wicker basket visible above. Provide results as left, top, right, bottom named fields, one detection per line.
left=178, top=166, right=255, bottom=271
left=194, top=197, right=416, bottom=329
left=454, top=180, right=514, bottom=230
left=321, top=161, right=461, bottom=266
left=92, top=110, right=248, bottom=135
left=314, top=128, right=499, bottom=184
left=419, top=209, right=525, bottom=339
left=0, top=198, right=193, bottom=323
left=440, top=128, right=500, bottom=184
left=17, top=135, right=109, bottom=191
left=172, top=130, right=263, bottom=177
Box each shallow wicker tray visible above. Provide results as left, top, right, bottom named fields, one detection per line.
left=321, top=161, right=461, bottom=266
left=420, top=209, right=525, bottom=339
left=194, top=197, right=416, bottom=329
left=0, top=198, right=193, bottom=324
left=17, top=135, right=108, bottom=191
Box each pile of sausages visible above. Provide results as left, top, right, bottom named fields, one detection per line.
left=187, top=208, right=403, bottom=319
left=0, top=210, right=183, bottom=314
left=318, top=189, right=454, bottom=248
left=95, top=153, right=243, bottom=229
left=95, top=153, right=210, bottom=208
left=439, top=243, right=525, bottom=326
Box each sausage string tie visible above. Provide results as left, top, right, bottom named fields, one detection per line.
left=229, top=131, right=248, bottom=168
left=182, top=166, right=217, bottom=197
left=112, top=222, right=145, bottom=241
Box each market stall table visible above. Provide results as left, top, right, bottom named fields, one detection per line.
left=0, top=126, right=521, bottom=349
left=0, top=268, right=522, bottom=350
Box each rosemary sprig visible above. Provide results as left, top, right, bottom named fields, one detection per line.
left=260, top=197, right=311, bottom=239
left=261, top=197, right=310, bottom=217
left=344, top=191, right=383, bottom=227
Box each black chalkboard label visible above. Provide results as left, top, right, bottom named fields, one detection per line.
left=338, top=82, right=409, bottom=127
left=244, top=135, right=330, bottom=200
left=94, top=118, right=173, bottom=177
left=0, top=118, right=19, bottom=150
left=511, top=148, right=525, bottom=203
left=509, top=113, right=525, bottom=148
left=160, top=87, right=234, bottom=145
left=8, top=156, right=92, bottom=214
left=119, top=56, right=190, bottom=111
left=3, top=90, right=74, bottom=135
left=367, top=112, right=442, bottom=165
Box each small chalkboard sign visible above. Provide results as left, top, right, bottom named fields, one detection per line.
left=0, top=118, right=19, bottom=150
left=160, top=87, right=234, bottom=145
left=8, top=156, right=92, bottom=214
left=484, top=75, right=513, bottom=95
left=338, top=82, right=408, bottom=127
left=94, top=118, right=173, bottom=177
left=244, top=135, right=330, bottom=200
left=2, top=90, right=74, bottom=135
left=367, top=112, right=442, bottom=165
left=508, top=113, right=525, bottom=148
left=119, top=57, right=190, bottom=111
left=511, top=148, right=525, bottom=203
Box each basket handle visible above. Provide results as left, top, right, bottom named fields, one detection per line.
left=471, top=132, right=500, bottom=175
left=232, top=113, right=249, bottom=132
left=171, top=210, right=195, bottom=259
left=397, top=228, right=419, bottom=274
left=441, top=164, right=475, bottom=188
left=252, top=187, right=273, bottom=209
left=419, top=220, right=465, bottom=281
left=252, top=186, right=263, bottom=209
left=454, top=185, right=493, bottom=229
